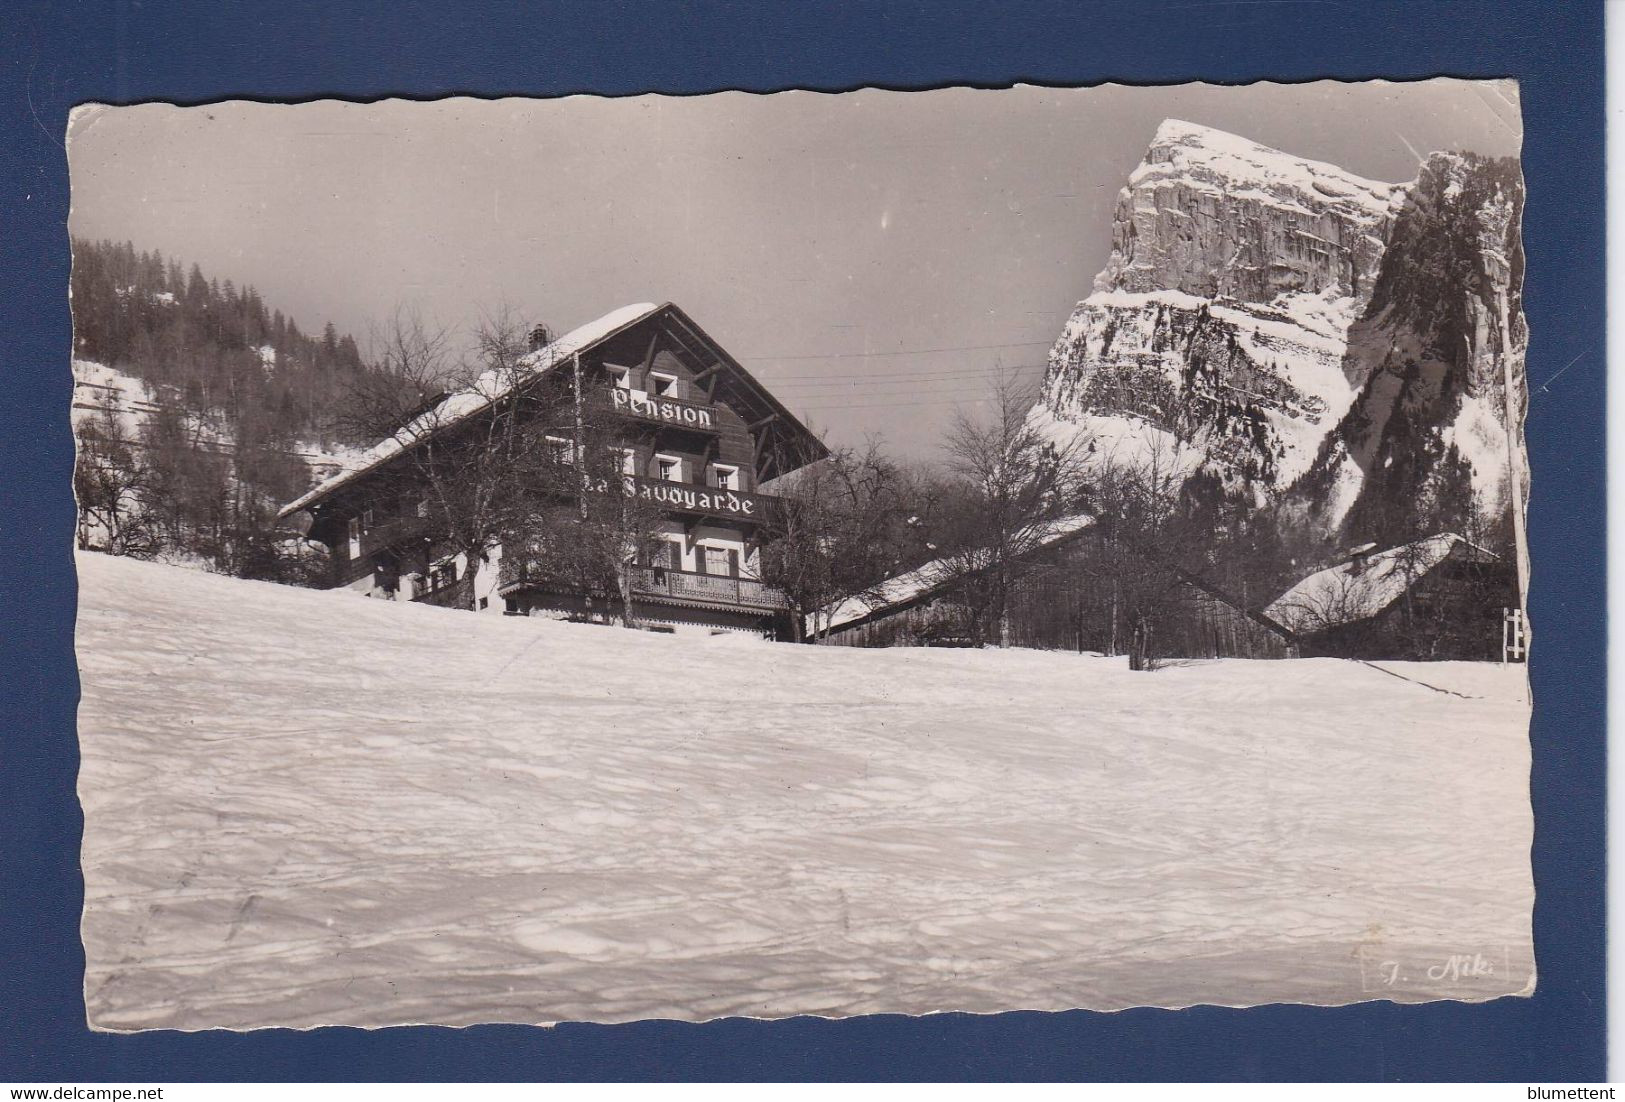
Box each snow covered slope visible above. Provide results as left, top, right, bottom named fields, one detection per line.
left=71, top=359, right=370, bottom=482
left=78, top=552, right=1533, bottom=1030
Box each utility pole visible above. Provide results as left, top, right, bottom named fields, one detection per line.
left=572, top=351, right=588, bottom=520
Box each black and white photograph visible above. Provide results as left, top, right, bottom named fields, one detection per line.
left=67, top=79, right=1533, bottom=1032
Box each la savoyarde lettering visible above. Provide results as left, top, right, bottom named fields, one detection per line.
left=625, top=476, right=757, bottom=517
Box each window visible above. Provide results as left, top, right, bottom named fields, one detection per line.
left=546, top=435, right=574, bottom=465
left=608, top=367, right=631, bottom=390
left=656, top=455, right=682, bottom=482
left=648, top=372, right=678, bottom=398
left=620, top=448, right=638, bottom=475
left=711, top=464, right=738, bottom=491
left=703, top=546, right=734, bottom=576
left=347, top=517, right=361, bottom=557
left=430, top=558, right=459, bottom=590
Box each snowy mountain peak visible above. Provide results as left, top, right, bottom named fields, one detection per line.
left=1034, top=120, right=1525, bottom=550
left=1137, top=119, right=1402, bottom=219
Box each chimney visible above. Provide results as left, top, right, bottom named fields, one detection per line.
left=528, top=323, right=552, bottom=352
left=1343, top=541, right=1377, bottom=576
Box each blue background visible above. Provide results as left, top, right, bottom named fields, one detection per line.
left=0, top=0, right=1605, bottom=1082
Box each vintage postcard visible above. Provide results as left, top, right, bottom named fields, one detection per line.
left=68, top=80, right=1532, bottom=1030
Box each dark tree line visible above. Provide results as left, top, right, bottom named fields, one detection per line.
left=72, top=237, right=393, bottom=447
left=71, top=238, right=387, bottom=580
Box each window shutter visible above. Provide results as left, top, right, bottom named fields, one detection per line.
left=668, top=541, right=682, bottom=571
left=728, top=549, right=740, bottom=578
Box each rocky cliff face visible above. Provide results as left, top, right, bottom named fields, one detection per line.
left=1293, top=151, right=1527, bottom=547
left=1034, top=119, right=1525, bottom=550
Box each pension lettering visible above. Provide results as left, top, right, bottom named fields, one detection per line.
left=610, top=387, right=715, bottom=429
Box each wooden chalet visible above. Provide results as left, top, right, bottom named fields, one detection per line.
left=278, top=302, right=828, bottom=637
left=1264, top=533, right=1517, bottom=660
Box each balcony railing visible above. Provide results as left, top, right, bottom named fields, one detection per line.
left=352, top=511, right=430, bottom=560
left=498, top=558, right=786, bottom=612
left=605, top=387, right=720, bottom=433
left=624, top=475, right=774, bottom=523
left=413, top=574, right=473, bottom=610
left=629, top=564, right=788, bottom=611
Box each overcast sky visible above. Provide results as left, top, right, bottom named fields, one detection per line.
left=68, top=79, right=1520, bottom=458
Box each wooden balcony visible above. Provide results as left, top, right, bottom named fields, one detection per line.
left=629, top=564, right=788, bottom=612
left=352, top=511, right=430, bottom=560
left=413, top=574, right=473, bottom=610
left=624, top=474, right=774, bottom=524
left=604, top=387, right=720, bottom=433
left=499, top=558, right=787, bottom=613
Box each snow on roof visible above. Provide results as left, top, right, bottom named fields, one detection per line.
left=1264, top=532, right=1494, bottom=633
left=816, top=512, right=1096, bottom=635
left=279, top=303, right=660, bottom=518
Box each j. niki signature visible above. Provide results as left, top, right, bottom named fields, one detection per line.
left=1371, top=949, right=1495, bottom=994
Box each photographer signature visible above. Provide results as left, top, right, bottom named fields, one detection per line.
left=1368, top=951, right=1500, bottom=988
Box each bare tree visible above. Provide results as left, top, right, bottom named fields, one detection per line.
left=74, top=389, right=157, bottom=556
left=1066, top=438, right=1202, bottom=669
left=334, top=306, right=467, bottom=443
left=933, top=368, right=1092, bottom=647
left=506, top=440, right=668, bottom=627
left=759, top=438, right=919, bottom=642
left=337, top=306, right=675, bottom=619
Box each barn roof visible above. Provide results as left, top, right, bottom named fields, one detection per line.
left=815, top=512, right=1096, bottom=635
left=1264, top=532, right=1498, bottom=633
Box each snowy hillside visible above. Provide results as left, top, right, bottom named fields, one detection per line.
left=72, top=358, right=369, bottom=482
left=1036, top=120, right=1525, bottom=543
left=78, top=552, right=1534, bottom=1030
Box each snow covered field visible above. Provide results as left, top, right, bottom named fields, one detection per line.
left=76, top=552, right=1534, bottom=1031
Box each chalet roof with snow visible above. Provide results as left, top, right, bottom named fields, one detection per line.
left=278, top=301, right=828, bottom=519
left=814, top=512, right=1097, bottom=635
left=1264, top=533, right=1499, bottom=634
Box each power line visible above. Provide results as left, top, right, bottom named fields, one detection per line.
left=789, top=393, right=1017, bottom=414
left=734, top=338, right=1054, bottom=361
left=760, top=362, right=1047, bottom=381
left=789, top=383, right=1034, bottom=405
left=761, top=365, right=1048, bottom=390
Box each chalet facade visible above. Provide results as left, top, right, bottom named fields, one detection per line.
left=1264, top=533, right=1517, bottom=660
left=278, top=302, right=827, bottom=637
